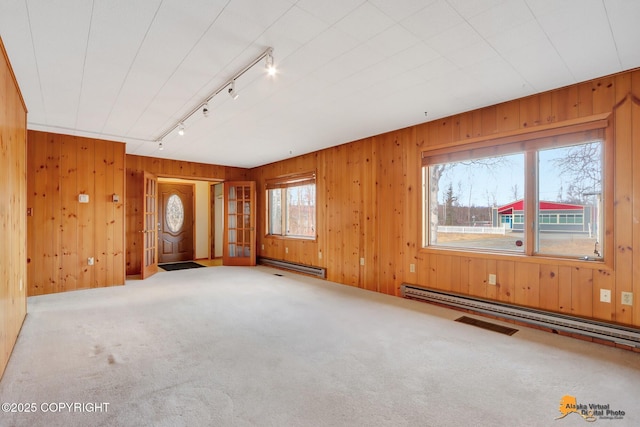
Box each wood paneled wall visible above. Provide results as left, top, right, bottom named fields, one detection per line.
left=0, top=37, right=27, bottom=379
left=26, top=131, right=126, bottom=296
left=125, top=154, right=247, bottom=275
left=252, top=68, right=640, bottom=328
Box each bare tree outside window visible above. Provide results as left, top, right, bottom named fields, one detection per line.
left=423, top=136, right=604, bottom=259
left=427, top=154, right=523, bottom=249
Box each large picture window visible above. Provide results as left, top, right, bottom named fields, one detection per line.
left=422, top=122, right=606, bottom=261
left=266, top=172, right=316, bottom=239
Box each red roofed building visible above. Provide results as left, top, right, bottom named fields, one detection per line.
left=492, top=200, right=593, bottom=233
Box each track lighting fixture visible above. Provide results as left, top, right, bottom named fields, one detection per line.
left=154, top=47, right=275, bottom=144
left=228, top=80, right=239, bottom=100
left=265, top=51, right=276, bottom=76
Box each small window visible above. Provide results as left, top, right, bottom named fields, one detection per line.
left=266, top=172, right=316, bottom=239
left=166, top=194, right=184, bottom=232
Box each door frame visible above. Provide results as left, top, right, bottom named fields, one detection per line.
left=141, top=172, right=158, bottom=279
left=223, top=181, right=256, bottom=266
left=210, top=182, right=224, bottom=259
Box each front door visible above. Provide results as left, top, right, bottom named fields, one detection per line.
left=158, top=183, right=194, bottom=263
left=223, top=181, right=256, bottom=266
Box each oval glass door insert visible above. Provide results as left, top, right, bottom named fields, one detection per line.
left=166, top=194, right=184, bottom=232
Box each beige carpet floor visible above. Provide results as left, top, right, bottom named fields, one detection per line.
left=1, top=266, right=639, bottom=427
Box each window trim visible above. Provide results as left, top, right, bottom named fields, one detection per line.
left=420, top=113, right=612, bottom=267
left=265, top=171, right=317, bottom=241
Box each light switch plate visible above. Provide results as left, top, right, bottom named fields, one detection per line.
left=78, top=194, right=89, bottom=203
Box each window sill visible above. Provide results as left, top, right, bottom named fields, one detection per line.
left=419, top=246, right=611, bottom=270
left=265, top=234, right=317, bottom=243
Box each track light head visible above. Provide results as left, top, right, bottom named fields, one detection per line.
left=228, top=81, right=239, bottom=100
left=202, top=103, right=209, bottom=118
left=178, top=123, right=185, bottom=136
left=265, top=51, right=276, bottom=76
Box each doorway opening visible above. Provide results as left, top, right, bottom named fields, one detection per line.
left=157, top=177, right=222, bottom=264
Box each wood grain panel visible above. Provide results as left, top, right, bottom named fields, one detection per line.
left=77, top=137, right=95, bottom=289
left=496, top=100, right=520, bottom=133
left=362, top=139, right=378, bottom=292
left=345, top=141, right=362, bottom=287
left=538, top=265, right=559, bottom=311
left=495, top=260, right=515, bottom=303
left=612, top=76, right=633, bottom=324
left=481, top=105, right=498, bottom=135
left=514, top=263, right=540, bottom=308
left=456, top=113, right=473, bottom=140
left=27, top=131, right=48, bottom=294
left=113, top=143, right=126, bottom=286
left=27, top=131, right=126, bottom=295
left=468, top=258, right=487, bottom=298
left=558, top=266, right=573, bottom=314
left=551, top=85, right=578, bottom=122
left=59, top=135, right=78, bottom=292
left=449, top=256, right=462, bottom=294
left=631, top=71, right=640, bottom=326
left=1, top=36, right=27, bottom=379
left=577, top=82, right=593, bottom=117
left=539, top=92, right=553, bottom=124
left=571, top=267, right=593, bottom=317
left=519, top=95, right=541, bottom=129
left=45, top=134, right=61, bottom=294
left=427, top=251, right=437, bottom=290
left=126, top=169, right=143, bottom=275
left=435, top=254, right=453, bottom=292
left=325, top=146, right=344, bottom=284
left=486, top=259, right=497, bottom=300
left=592, top=268, right=614, bottom=321
left=94, top=139, right=108, bottom=288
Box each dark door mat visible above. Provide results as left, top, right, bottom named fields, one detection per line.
left=159, top=262, right=205, bottom=271
left=455, top=316, right=518, bottom=336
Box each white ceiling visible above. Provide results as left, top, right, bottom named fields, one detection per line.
left=1, top=0, right=639, bottom=168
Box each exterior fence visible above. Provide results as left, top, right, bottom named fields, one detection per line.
left=437, top=226, right=507, bottom=235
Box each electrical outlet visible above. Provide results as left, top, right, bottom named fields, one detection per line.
left=285, top=247, right=288, bottom=254
left=261, top=244, right=264, bottom=250
left=410, top=263, right=416, bottom=273
left=318, top=251, right=322, bottom=259
left=621, top=292, right=633, bottom=306
left=88, top=257, right=94, bottom=266
left=600, top=289, right=611, bottom=303
left=488, top=274, right=497, bottom=285
left=360, top=257, right=365, bottom=266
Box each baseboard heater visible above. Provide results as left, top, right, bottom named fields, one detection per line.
left=401, top=284, right=640, bottom=348
left=258, top=257, right=326, bottom=279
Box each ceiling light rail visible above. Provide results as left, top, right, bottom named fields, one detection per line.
left=155, top=47, right=275, bottom=146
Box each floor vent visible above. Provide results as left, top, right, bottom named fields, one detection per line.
left=258, top=257, right=326, bottom=279
left=401, top=284, right=640, bottom=348
left=455, top=316, right=518, bottom=336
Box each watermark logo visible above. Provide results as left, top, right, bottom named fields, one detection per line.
left=555, top=395, right=625, bottom=422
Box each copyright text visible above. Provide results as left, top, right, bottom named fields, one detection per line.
left=2, top=402, right=110, bottom=413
